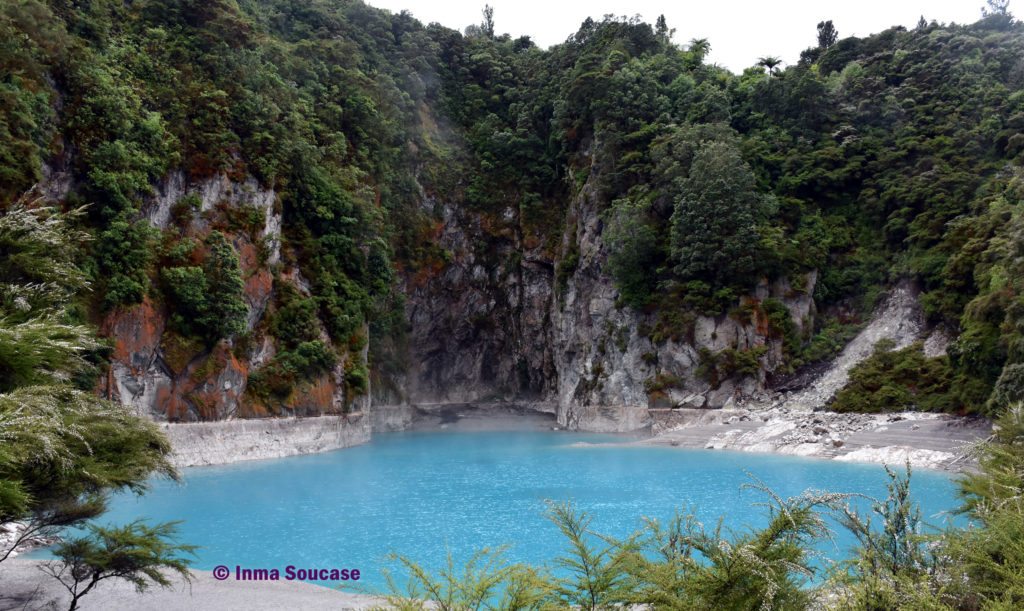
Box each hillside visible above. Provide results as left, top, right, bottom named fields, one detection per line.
left=2, top=0, right=1024, bottom=424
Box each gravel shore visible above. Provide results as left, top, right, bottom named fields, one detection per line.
left=0, top=559, right=384, bottom=611
left=641, top=408, right=991, bottom=471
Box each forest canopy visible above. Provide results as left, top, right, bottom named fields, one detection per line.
left=0, top=0, right=1022, bottom=414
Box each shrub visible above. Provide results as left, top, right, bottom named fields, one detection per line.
left=831, top=341, right=963, bottom=414
left=643, top=372, right=681, bottom=394
left=160, top=266, right=208, bottom=338
left=159, top=231, right=247, bottom=343
left=245, top=341, right=337, bottom=403
left=280, top=341, right=336, bottom=378
left=831, top=465, right=950, bottom=609
left=41, top=520, right=195, bottom=611
left=345, top=361, right=370, bottom=395
left=94, top=212, right=156, bottom=310
left=648, top=307, right=697, bottom=345
left=698, top=346, right=767, bottom=387
left=170, top=194, right=201, bottom=226
left=797, top=318, right=862, bottom=368
left=989, top=363, right=1024, bottom=413
left=762, top=298, right=801, bottom=357
left=271, top=283, right=320, bottom=349
left=201, top=231, right=247, bottom=339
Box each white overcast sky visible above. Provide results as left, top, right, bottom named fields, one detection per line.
left=364, top=1, right=987, bottom=72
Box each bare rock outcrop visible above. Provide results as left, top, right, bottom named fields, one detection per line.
left=100, top=171, right=363, bottom=423
left=397, top=149, right=818, bottom=432
left=778, top=281, right=924, bottom=411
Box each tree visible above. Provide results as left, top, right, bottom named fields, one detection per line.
left=757, top=55, right=783, bottom=77
left=94, top=211, right=156, bottom=310
left=688, top=38, right=710, bottom=64
left=831, top=465, right=950, bottom=608
left=983, top=0, right=1011, bottom=17
left=982, top=0, right=1015, bottom=28
left=0, top=203, right=176, bottom=563
left=161, top=231, right=247, bottom=343
left=604, top=198, right=663, bottom=307
left=817, top=20, right=838, bottom=49
left=669, top=141, right=768, bottom=287
left=655, top=15, right=673, bottom=44
left=481, top=4, right=494, bottom=38
left=200, top=231, right=247, bottom=340
left=41, top=521, right=195, bottom=611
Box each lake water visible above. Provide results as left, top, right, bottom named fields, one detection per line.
left=63, top=430, right=962, bottom=592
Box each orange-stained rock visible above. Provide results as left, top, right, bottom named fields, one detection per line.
left=169, top=342, right=249, bottom=421
left=99, top=172, right=326, bottom=423
left=236, top=238, right=260, bottom=271
left=100, top=297, right=176, bottom=418
left=244, top=268, right=273, bottom=329
left=101, top=296, right=164, bottom=373
left=746, top=297, right=772, bottom=338
left=283, top=375, right=340, bottom=417
left=237, top=396, right=273, bottom=418
left=157, top=383, right=190, bottom=422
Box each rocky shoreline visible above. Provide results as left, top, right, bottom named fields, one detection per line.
left=641, top=407, right=991, bottom=471
left=159, top=402, right=991, bottom=472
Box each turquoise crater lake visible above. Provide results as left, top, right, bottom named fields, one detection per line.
left=73, top=430, right=961, bottom=591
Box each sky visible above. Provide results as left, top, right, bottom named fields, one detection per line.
left=364, top=0, right=986, bottom=73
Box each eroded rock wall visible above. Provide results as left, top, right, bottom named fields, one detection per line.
left=91, top=160, right=818, bottom=432
left=97, top=172, right=365, bottom=423
left=401, top=197, right=557, bottom=405
left=398, top=153, right=818, bottom=432
left=548, top=164, right=816, bottom=430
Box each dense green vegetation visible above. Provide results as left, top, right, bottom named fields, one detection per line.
left=3, top=0, right=1022, bottom=413
left=0, top=0, right=1017, bottom=409
left=831, top=340, right=963, bottom=413
left=0, top=0, right=433, bottom=402
left=5, top=3, right=1024, bottom=607
left=161, top=231, right=247, bottom=343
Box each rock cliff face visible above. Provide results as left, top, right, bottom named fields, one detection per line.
left=401, top=197, right=557, bottom=405
left=95, top=171, right=368, bottom=422
left=92, top=155, right=815, bottom=431
left=396, top=152, right=817, bottom=431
